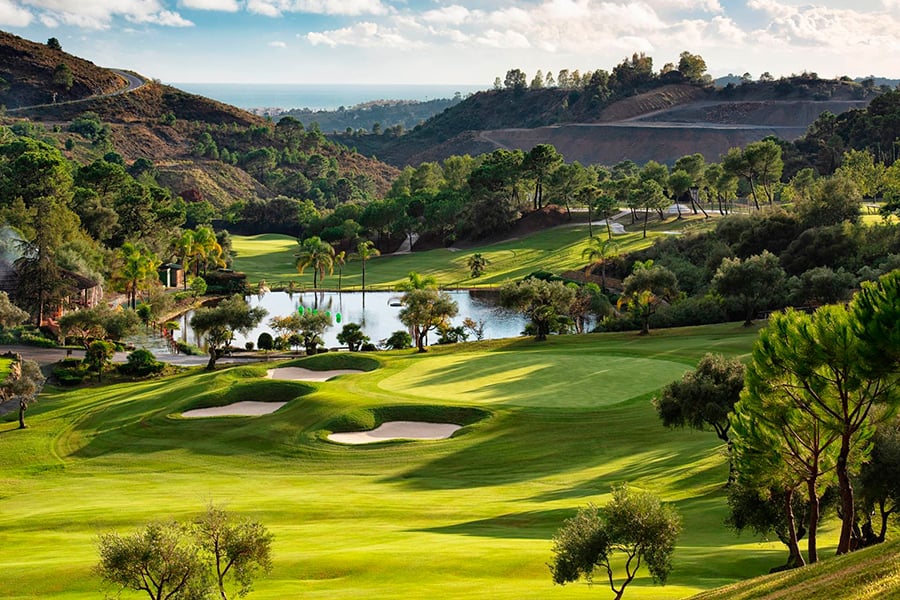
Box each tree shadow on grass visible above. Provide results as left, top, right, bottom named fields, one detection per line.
left=528, top=444, right=728, bottom=503
left=414, top=508, right=576, bottom=540
left=380, top=400, right=724, bottom=491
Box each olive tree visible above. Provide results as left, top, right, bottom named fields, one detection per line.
left=96, top=520, right=210, bottom=600
left=499, top=278, right=575, bottom=341
left=398, top=288, right=458, bottom=352
left=0, top=357, right=45, bottom=429
left=550, top=486, right=681, bottom=600
left=97, top=505, right=272, bottom=600
left=190, top=295, right=267, bottom=370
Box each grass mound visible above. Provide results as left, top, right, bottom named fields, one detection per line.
left=179, top=379, right=315, bottom=414
left=323, top=405, right=491, bottom=437
left=690, top=539, right=900, bottom=600
left=285, top=352, right=380, bottom=372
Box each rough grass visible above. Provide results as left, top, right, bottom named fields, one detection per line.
left=0, top=323, right=837, bottom=600
left=690, top=539, right=900, bottom=600
left=230, top=215, right=713, bottom=289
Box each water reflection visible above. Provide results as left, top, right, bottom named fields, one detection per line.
left=177, top=290, right=527, bottom=350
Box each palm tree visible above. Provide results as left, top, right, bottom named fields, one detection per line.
left=334, top=249, right=347, bottom=291
left=466, top=253, right=489, bottom=278
left=581, top=236, right=619, bottom=292
left=398, top=270, right=437, bottom=292
left=295, top=236, right=335, bottom=290
left=174, top=229, right=195, bottom=290
left=116, top=242, right=158, bottom=309
left=353, top=240, right=380, bottom=294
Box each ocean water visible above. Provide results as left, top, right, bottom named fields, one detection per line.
left=168, top=83, right=485, bottom=111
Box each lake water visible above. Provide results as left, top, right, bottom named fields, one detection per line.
left=168, top=83, right=485, bottom=111
left=155, top=290, right=527, bottom=353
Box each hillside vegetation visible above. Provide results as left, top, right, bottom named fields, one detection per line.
left=0, top=31, right=124, bottom=108
left=341, top=75, right=877, bottom=167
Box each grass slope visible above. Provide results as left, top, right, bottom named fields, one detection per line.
left=690, top=539, right=900, bottom=600
left=0, top=324, right=794, bottom=600
left=231, top=215, right=711, bottom=289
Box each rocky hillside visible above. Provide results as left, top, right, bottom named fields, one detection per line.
left=0, top=30, right=124, bottom=108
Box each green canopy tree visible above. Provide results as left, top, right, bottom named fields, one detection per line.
left=618, top=264, right=678, bottom=335
left=522, top=144, right=563, bottom=210
left=655, top=353, right=744, bottom=480
left=711, top=251, right=786, bottom=327
left=499, top=278, right=576, bottom=341
left=194, top=504, right=274, bottom=600
left=745, top=293, right=900, bottom=556
left=0, top=358, right=45, bottom=429
left=398, top=288, right=458, bottom=352
left=85, top=340, right=116, bottom=383
left=337, top=323, right=369, bottom=352
left=550, top=485, right=681, bottom=600
left=190, top=295, right=267, bottom=370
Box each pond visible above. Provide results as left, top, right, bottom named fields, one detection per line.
left=162, top=290, right=528, bottom=352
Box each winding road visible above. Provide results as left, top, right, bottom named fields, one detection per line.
left=6, top=68, right=146, bottom=113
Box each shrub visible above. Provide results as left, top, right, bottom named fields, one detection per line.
left=382, top=330, right=412, bottom=350
left=117, top=348, right=165, bottom=377
left=175, top=341, right=204, bottom=356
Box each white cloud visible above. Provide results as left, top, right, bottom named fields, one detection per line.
left=306, top=21, right=421, bottom=48
left=0, top=0, right=33, bottom=26
left=476, top=28, right=531, bottom=49
left=248, top=0, right=388, bottom=17
left=268, top=40, right=287, bottom=47
left=748, top=0, right=900, bottom=49
left=421, top=4, right=470, bottom=25
left=19, top=0, right=193, bottom=29
left=180, top=0, right=241, bottom=11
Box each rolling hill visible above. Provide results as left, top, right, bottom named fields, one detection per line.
left=339, top=78, right=877, bottom=167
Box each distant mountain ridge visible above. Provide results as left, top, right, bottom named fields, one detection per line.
left=0, top=29, right=399, bottom=206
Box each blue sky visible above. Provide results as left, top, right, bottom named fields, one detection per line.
left=1, top=0, right=899, bottom=85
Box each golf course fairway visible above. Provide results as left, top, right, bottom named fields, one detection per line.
left=1, top=325, right=806, bottom=599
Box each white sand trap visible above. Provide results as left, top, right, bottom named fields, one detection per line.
left=328, top=421, right=462, bottom=444
left=182, top=401, right=287, bottom=418
left=267, top=367, right=364, bottom=382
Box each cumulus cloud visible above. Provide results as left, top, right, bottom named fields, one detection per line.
left=180, top=0, right=241, bottom=11
left=421, top=4, right=470, bottom=25
left=748, top=0, right=900, bottom=49
left=248, top=0, right=388, bottom=17
left=18, top=0, right=193, bottom=29
left=306, top=21, right=421, bottom=48
left=0, top=0, right=33, bottom=26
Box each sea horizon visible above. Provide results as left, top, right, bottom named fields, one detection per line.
left=168, top=82, right=486, bottom=111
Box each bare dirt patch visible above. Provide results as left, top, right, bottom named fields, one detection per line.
left=182, top=401, right=286, bottom=417
left=266, top=367, right=364, bottom=382
left=328, top=421, right=462, bottom=444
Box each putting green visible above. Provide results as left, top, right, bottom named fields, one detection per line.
left=379, top=351, right=692, bottom=407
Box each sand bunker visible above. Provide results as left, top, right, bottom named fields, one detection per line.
left=266, top=367, right=364, bottom=382
left=328, top=421, right=462, bottom=444
left=181, top=401, right=287, bottom=418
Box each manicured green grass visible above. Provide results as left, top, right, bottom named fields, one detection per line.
left=0, top=323, right=807, bottom=600
left=231, top=215, right=713, bottom=290
left=0, top=357, right=12, bottom=383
